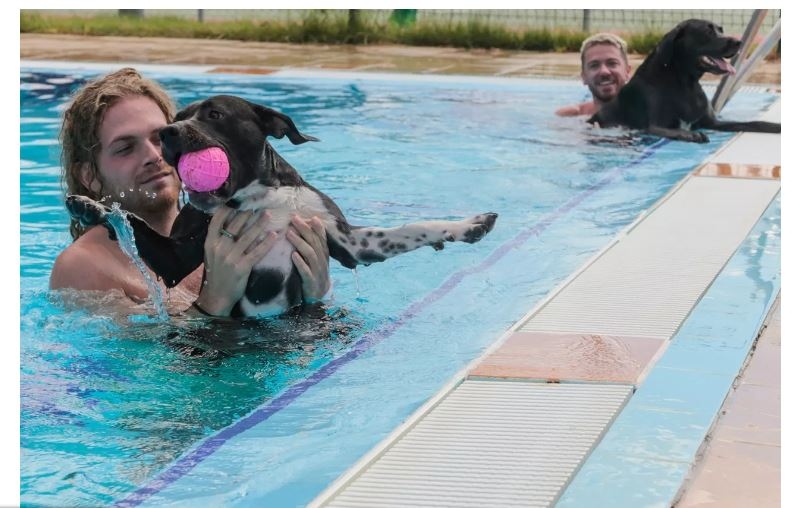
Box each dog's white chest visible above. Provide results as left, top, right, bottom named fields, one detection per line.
left=233, top=183, right=331, bottom=229
left=230, top=182, right=333, bottom=316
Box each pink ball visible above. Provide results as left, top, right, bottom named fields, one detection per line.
left=177, top=147, right=230, bottom=192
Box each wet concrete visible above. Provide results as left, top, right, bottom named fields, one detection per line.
left=20, top=34, right=781, bottom=85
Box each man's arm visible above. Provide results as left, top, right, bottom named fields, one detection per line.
left=555, top=101, right=597, bottom=117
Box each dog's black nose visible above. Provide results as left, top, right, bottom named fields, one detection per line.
left=159, top=125, right=179, bottom=142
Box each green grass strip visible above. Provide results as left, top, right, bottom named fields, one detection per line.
left=21, top=10, right=667, bottom=53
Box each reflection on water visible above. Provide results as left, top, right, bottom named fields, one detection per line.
left=22, top=289, right=362, bottom=505
left=741, top=199, right=780, bottom=307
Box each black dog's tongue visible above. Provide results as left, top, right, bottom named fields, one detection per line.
left=709, top=56, right=736, bottom=74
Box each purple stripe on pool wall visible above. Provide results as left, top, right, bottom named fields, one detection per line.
left=116, top=138, right=670, bottom=507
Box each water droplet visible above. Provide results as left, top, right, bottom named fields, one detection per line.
left=119, top=192, right=125, bottom=198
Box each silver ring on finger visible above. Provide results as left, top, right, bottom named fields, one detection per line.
left=219, top=228, right=238, bottom=241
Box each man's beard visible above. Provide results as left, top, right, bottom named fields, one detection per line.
left=589, top=82, right=618, bottom=103
left=103, top=184, right=179, bottom=218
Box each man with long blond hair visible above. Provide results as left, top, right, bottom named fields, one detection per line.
left=50, top=68, right=331, bottom=317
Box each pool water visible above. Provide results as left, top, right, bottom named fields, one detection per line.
left=19, top=66, right=777, bottom=506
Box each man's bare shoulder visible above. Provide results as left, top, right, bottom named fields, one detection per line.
left=49, top=227, right=127, bottom=291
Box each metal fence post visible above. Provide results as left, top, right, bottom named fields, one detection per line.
left=118, top=10, right=144, bottom=18
left=348, top=9, right=361, bottom=30
left=198, top=10, right=204, bottom=23
left=582, top=10, right=590, bottom=32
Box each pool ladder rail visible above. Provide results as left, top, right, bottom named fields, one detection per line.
left=711, top=9, right=781, bottom=114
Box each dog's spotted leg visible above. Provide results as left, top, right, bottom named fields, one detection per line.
left=64, top=194, right=122, bottom=240
left=326, top=213, right=497, bottom=268
left=66, top=195, right=112, bottom=228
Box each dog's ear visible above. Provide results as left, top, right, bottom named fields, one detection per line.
left=175, top=101, right=201, bottom=122
left=655, top=23, right=684, bottom=68
left=252, top=104, right=319, bottom=145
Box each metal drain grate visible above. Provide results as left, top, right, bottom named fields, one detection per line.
left=519, top=177, right=780, bottom=339
left=318, top=380, right=633, bottom=508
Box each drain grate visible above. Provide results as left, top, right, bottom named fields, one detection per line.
left=318, top=380, right=633, bottom=508
left=519, top=177, right=780, bottom=339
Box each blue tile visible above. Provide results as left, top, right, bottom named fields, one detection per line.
left=653, top=340, right=752, bottom=377
left=671, top=285, right=775, bottom=350
left=635, top=366, right=734, bottom=416
left=592, top=367, right=732, bottom=463
left=557, top=452, right=689, bottom=508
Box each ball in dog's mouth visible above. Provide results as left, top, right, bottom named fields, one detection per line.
left=177, top=147, right=230, bottom=192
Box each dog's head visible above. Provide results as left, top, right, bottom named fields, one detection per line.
left=160, top=95, right=318, bottom=212
left=653, top=19, right=741, bottom=78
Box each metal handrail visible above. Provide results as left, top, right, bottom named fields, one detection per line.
left=712, top=9, right=780, bottom=114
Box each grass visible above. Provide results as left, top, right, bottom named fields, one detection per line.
left=20, top=10, right=668, bottom=54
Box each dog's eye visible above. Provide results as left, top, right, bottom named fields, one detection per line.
left=208, top=110, right=224, bottom=120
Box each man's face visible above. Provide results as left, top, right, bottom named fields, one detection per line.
left=90, top=95, right=181, bottom=216
left=581, top=43, right=631, bottom=104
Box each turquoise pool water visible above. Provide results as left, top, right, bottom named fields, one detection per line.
left=19, top=65, right=778, bottom=506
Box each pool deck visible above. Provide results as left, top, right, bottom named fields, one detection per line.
left=20, top=33, right=782, bottom=84
left=21, top=34, right=782, bottom=508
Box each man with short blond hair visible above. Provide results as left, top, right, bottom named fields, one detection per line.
left=556, top=33, right=632, bottom=117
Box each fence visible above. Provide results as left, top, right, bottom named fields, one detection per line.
left=38, top=9, right=781, bottom=37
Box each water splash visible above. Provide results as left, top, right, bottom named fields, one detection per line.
left=351, top=267, right=361, bottom=297
left=105, top=204, right=169, bottom=321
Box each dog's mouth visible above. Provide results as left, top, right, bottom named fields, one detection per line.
left=185, top=192, right=226, bottom=213
left=699, top=55, right=736, bottom=75
left=160, top=140, right=180, bottom=167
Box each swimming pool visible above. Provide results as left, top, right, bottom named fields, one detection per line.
left=19, top=64, right=778, bottom=506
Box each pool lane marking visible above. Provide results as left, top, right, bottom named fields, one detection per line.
left=116, top=137, right=670, bottom=507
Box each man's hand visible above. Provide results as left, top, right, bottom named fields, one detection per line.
left=287, top=216, right=331, bottom=302
left=194, top=206, right=276, bottom=316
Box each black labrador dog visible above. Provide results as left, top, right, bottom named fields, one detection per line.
left=67, top=95, right=497, bottom=318
left=589, top=19, right=781, bottom=143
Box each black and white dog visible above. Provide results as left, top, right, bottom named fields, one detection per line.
left=67, top=95, right=498, bottom=317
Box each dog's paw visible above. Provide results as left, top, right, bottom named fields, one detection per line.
left=65, top=194, right=110, bottom=227
left=688, top=131, right=709, bottom=143
left=460, top=212, right=498, bottom=243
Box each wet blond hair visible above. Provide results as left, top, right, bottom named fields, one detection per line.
left=60, top=67, right=176, bottom=240
left=580, top=33, right=629, bottom=68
